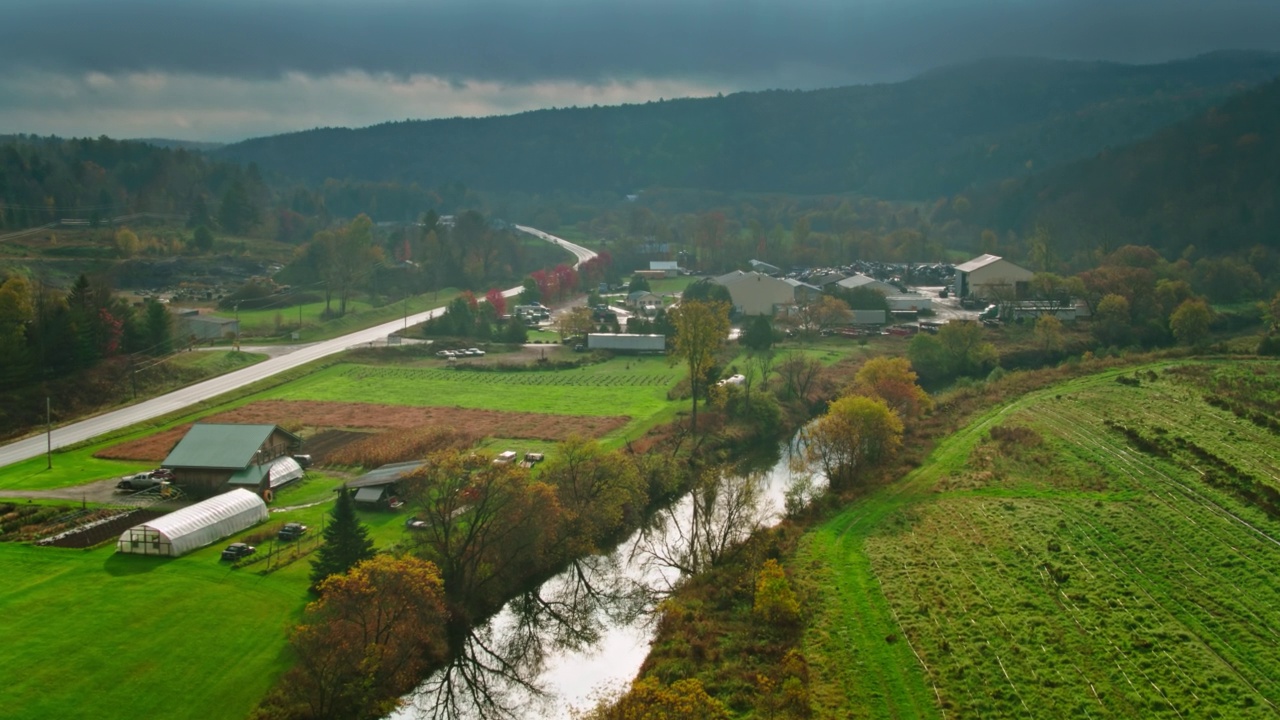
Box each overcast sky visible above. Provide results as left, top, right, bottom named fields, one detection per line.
left=3, top=0, right=1278, bottom=143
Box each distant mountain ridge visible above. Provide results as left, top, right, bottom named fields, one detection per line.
left=218, top=51, right=1280, bottom=199
left=960, top=75, right=1280, bottom=257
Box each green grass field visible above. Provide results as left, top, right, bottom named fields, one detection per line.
left=799, top=360, right=1280, bottom=718
left=208, top=289, right=462, bottom=342
left=0, top=471, right=414, bottom=720
left=258, top=357, right=684, bottom=427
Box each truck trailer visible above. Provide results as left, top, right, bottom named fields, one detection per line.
left=586, top=333, right=666, bottom=353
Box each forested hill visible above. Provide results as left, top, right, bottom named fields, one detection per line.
left=0, top=135, right=264, bottom=230
left=218, top=52, right=1280, bottom=199
left=955, top=76, right=1280, bottom=258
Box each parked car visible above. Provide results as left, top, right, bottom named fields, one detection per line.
left=278, top=522, right=308, bottom=541
left=467, top=348, right=485, bottom=357
left=436, top=349, right=455, bottom=358
left=220, top=543, right=255, bottom=561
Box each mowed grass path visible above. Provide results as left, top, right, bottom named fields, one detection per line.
left=799, top=360, right=1280, bottom=719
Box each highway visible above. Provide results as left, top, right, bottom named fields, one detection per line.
left=0, top=227, right=595, bottom=469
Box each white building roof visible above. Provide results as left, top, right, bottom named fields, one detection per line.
left=116, top=489, right=268, bottom=557
left=835, top=274, right=896, bottom=292
left=955, top=254, right=1006, bottom=273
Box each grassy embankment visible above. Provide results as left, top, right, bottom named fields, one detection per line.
left=800, top=359, right=1280, bottom=718
left=207, top=288, right=462, bottom=343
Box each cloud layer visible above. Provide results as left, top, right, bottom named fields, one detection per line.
left=3, top=0, right=1279, bottom=141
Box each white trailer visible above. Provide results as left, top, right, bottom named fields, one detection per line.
left=587, top=333, right=666, bottom=353
left=886, top=295, right=933, bottom=312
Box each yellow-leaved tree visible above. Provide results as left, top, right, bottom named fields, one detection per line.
left=670, top=300, right=731, bottom=433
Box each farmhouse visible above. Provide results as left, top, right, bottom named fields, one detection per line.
left=954, top=254, right=1033, bottom=301
left=712, top=271, right=818, bottom=316
left=348, top=460, right=425, bottom=508
left=116, top=489, right=268, bottom=557
left=161, top=423, right=302, bottom=498
left=626, top=291, right=663, bottom=311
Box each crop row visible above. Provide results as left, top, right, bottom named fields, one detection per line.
left=340, top=366, right=671, bottom=387
left=866, top=368, right=1280, bottom=718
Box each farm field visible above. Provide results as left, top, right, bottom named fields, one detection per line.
left=0, top=355, right=683, bottom=719
left=255, top=358, right=684, bottom=437
left=800, top=360, right=1280, bottom=718
left=0, top=473, right=413, bottom=720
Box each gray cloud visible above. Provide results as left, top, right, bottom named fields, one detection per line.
left=5, top=0, right=1280, bottom=89
left=3, top=0, right=1279, bottom=141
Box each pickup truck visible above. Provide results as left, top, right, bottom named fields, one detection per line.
left=277, top=522, right=308, bottom=541
left=116, top=469, right=173, bottom=490
left=221, top=543, right=255, bottom=561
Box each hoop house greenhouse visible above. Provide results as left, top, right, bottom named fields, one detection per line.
left=116, top=489, right=268, bottom=557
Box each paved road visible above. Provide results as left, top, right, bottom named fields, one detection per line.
left=0, top=227, right=595, bottom=469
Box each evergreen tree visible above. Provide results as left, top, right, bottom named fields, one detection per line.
left=310, top=487, right=376, bottom=591
left=740, top=314, right=775, bottom=351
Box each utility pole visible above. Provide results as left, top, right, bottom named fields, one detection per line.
left=233, top=301, right=241, bottom=352
left=45, top=396, right=52, bottom=470
left=128, top=354, right=138, bottom=399
left=404, top=293, right=408, bottom=331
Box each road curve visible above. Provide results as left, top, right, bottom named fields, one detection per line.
left=0, top=227, right=595, bottom=469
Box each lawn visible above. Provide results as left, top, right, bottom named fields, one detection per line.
left=0, top=449, right=150, bottom=492
left=798, top=360, right=1280, bottom=718
left=210, top=289, right=461, bottom=342
left=0, top=473, right=414, bottom=720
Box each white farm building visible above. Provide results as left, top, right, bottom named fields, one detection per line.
left=116, top=489, right=268, bottom=557
left=954, top=254, right=1033, bottom=301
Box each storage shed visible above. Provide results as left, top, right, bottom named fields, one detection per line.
left=954, top=254, right=1033, bottom=301
left=115, top=489, right=268, bottom=557
left=161, top=423, right=301, bottom=498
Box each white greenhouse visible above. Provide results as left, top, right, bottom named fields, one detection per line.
left=116, top=489, right=269, bottom=557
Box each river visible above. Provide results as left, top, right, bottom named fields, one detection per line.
left=391, top=434, right=823, bottom=719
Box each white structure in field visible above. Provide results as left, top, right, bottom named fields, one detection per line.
left=115, top=489, right=268, bottom=557
left=954, top=254, right=1033, bottom=301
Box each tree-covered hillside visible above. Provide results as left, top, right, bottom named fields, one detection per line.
left=952, top=75, right=1280, bottom=260
left=219, top=52, right=1280, bottom=199
left=0, top=135, right=263, bottom=229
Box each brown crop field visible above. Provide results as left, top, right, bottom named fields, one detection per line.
left=95, top=400, right=630, bottom=462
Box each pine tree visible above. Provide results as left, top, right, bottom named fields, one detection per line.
left=310, top=487, right=376, bottom=591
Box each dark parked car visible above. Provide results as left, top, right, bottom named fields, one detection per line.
left=221, top=543, right=255, bottom=561
left=278, top=522, right=308, bottom=541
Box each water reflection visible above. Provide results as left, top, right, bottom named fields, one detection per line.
left=396, top=438, right=819, bottom=719
left=399, top=553, right=649, bottom=720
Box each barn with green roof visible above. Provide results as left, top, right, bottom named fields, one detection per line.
left=161, top=423, right=302, bottom=498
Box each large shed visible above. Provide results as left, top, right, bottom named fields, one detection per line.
left=162, top=423, right=301, bottom=498
left=954, top=254, right=1033, bottom=301
left=116, top=489, right=268, bottom=557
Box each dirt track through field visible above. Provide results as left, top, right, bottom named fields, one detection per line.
left=95, top=400, right=629, bottom=462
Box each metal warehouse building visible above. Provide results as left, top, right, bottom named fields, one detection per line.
left=115, top=489, right=268, bottom=557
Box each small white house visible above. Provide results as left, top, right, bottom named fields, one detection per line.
left=627, top=291, right=663, bottom=311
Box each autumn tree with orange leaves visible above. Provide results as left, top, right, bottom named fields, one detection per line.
left=258, top=555, right=449, bottom=720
